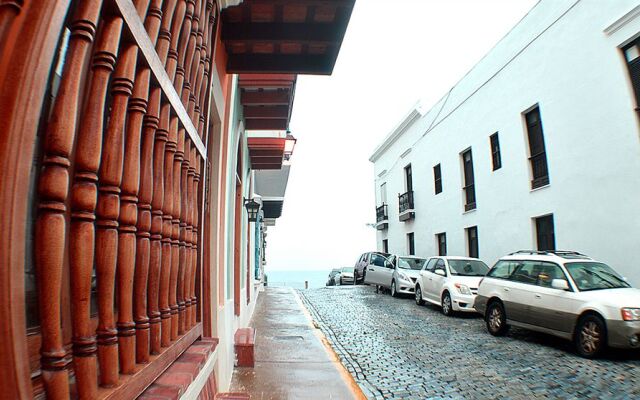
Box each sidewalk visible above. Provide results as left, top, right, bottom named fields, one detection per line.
left=230, top=287, right=362, bottom=399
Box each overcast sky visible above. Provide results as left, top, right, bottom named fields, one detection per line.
left=265, top=0, right=539, bottom=271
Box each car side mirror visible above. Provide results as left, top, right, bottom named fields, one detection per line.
left=551, top=279, right=569, bottom=290
left=435, top=269, right=446, bottom=277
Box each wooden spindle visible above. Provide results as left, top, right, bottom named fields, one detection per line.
left=155, top=0, right=177, bottom=63
left=177, top=130, right=188, bottom=335
left=159, top=113, right=176, bottom=346
left=185, top=144, right=196, bottom=327
left=134, top=86, right=159, bottom=364
left=0, top=0, right=24, bottom=57
left=34, top=2, right=103, bottom=398
left=68, top=14, right=122, bottom=399
left=169, top=117, right=181, bottom=340
left=173, top=0, right=194, bottom=91
left=191, top=151, right=201, bottom=326
left=96, top=40, right=136, bottom=387
left=165, top=0, right=186, bottom=77
left=181, top=0, right=201, bottom=108
left=148, top=99, right=168, bottom=355
left=117, top=48, right=147, bottom=375
left=144, top=0, right=163, bottom=45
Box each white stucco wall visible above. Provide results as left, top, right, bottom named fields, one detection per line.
left=371, top=0, right=640, bottom=285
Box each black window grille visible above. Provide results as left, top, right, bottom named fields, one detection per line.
left=467, top=226, right=478, bottom=258
left=535, top=214, right=555, bottom=251
left=525, top=107, right=549, bottom=189
left=437, top=233, right=447, bottom=256
left=398, top=191, right=414, bottom=213
left=407, top=232, right=415, bottom=255
left=433, top=164, right=442, bottom=194
left=462, top=149, right=476, bottom=211
left=490, top=133, right=501, bottom=171
left=376, top=204, right=387, bottom=222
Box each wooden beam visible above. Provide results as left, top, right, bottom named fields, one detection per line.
left=245, top=119, right=288, bottom=130
left=244, top=106, right=289, bottom=119
left=228, top=54, right=332, bottom=75
left=241, top=90, right=291, bottom=106
left=222, top=22, right=341, bottom=43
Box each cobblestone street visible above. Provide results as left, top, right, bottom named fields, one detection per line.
left=299, top=286, right=640, bottom=400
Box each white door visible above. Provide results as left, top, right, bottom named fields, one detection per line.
left=427, top=258, right=447, bottom=301
left=419, top=258, right=437, bottom=301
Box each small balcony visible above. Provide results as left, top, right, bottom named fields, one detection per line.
left=398, top=190, right=415, bottom=222
left=375, top=204, right=388, bottom=230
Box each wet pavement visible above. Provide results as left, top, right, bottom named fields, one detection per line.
left=230, top=287, right=362, bottom=400
left=299, top=285, right=640, bottom=400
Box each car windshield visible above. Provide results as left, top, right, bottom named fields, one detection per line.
left=448, top=260, right=489, bottom=276
left=341, top=267, right=353, bottom=273
left=565, top=262, right=631, bottom=291
left=397, top=257, right=427, bottom=270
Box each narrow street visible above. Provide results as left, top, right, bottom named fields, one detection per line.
left=299, top=286, right=640, bottom=400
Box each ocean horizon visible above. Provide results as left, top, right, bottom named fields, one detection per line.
left=265, top=269, right=334, bottom=289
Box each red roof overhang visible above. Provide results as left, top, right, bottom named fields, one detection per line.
left=220, top=0, right=355, bottom=75
left=239, top=73, right=296, bottom=131
left=247, top=137, right=286, bottom=169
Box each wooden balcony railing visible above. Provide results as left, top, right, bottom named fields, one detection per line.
left=0, top=0, right=216, bottom=398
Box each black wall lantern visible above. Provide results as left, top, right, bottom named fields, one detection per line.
left=244, top=198, right=261, bottom=222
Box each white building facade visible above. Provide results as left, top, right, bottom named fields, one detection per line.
left=370, top=0, right=640, bottom=285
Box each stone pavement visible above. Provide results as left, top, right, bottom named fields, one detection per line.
left=299, top=285, right=640, bottom=400
left=230, top=287, right=363, bottom=399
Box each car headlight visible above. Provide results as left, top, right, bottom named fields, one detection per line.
left=621, top=308, right=640, bottom=321
left=455, top=283, right=472, bottom=295
left=398, top=272, right=410, bottom=281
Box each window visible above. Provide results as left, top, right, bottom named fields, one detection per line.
left=623, top=38, right=640, bottom=108
left=535, top=262, right=566, bottom=288
left=525, top=107, right=549, bottom=189
left=535, top=214, right=555, bottom=251
left=404, top=164, right=413, bottom=192
left=436, top=232, right=446, bottom=256
left=433, top=164, right=442, bottom=194
left=489, top=133, right=501, bottom=170
left=466, top=226, right=478, bottom=258
left=424, top=258, right=438, bottom=272
left=511, top=261, right=538, bottom=284
left=461, top=149, right=476, bottom=211
left=488, top=260, right=517, bottom=279
left=407, top=232, right=415, bottom=255
left=380, top=182, right=387, bottom=204
left=434, top=259, right=446, bottom=274
left=382, top=239, right=388, bottom=253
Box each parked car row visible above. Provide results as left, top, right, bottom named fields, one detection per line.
left=352, top=249, right=640, bottom=358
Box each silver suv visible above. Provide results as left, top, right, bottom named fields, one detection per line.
left=475, top=250, right=640, bottom=358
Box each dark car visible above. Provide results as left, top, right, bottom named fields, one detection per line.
left=353, top=251, right=392, bottom=284
left=326, top=268, right=342, bottom=286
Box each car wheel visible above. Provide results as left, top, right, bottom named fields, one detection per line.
left=441, top=292, right=453, bottom=316
left=415, top=285, right=424, bottom=305
left=486, top=301, right=509, bottom=336
left=575, top=314, right=607, bottom=358
left=391, top=280, right=398, bottom=297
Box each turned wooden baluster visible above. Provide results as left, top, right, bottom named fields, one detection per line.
left=34, top=2, right=103, bottom=398
left=159, top=113, right=176, bottom=346
left=69, top=15, right=122, bottom=399
left=181, top=0, right=201, bottom=109
left=191, top=5, right=207, bottom=125
left=148, top=100, right=168, bottom=354
left=155, top=0, right=177, bottom=63
left=195, top=2, right=215, bottom=128
left=169, top=124, right=184, bottom=339
left=134, top=88, right=159, bottom=364
left=0, top=0, right=24, bottom=57
left=185, top=144, right=196, bottom=327
left=176, top=130, right=187, bottom=335
left=191, top=150, right=202, bottom=326
left=173, top=0, right=194, bottom=91
left=165, top=0, right=186, bottom=76
left=144, top=0, right=163, bottom=44
left=96, top=41, right=137, bottom=387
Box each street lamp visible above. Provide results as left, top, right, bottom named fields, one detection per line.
left=244, top=198, right=261, bottom=222
left=284, top=133, right=297, bottom=161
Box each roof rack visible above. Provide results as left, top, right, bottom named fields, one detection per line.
left=508, top=250, right=589, bottom=258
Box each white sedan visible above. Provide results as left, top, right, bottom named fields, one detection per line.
left=415, top=256, right=489, bottom=316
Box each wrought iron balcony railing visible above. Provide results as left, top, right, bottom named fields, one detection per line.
left=398, top=190, right=414, bottom=214
left=376, top=204, right=388, bottom=222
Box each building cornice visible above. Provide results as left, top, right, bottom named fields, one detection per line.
left=369, top=102, right=425, bottom=163
left=604, top=4, right=640, bottom=36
